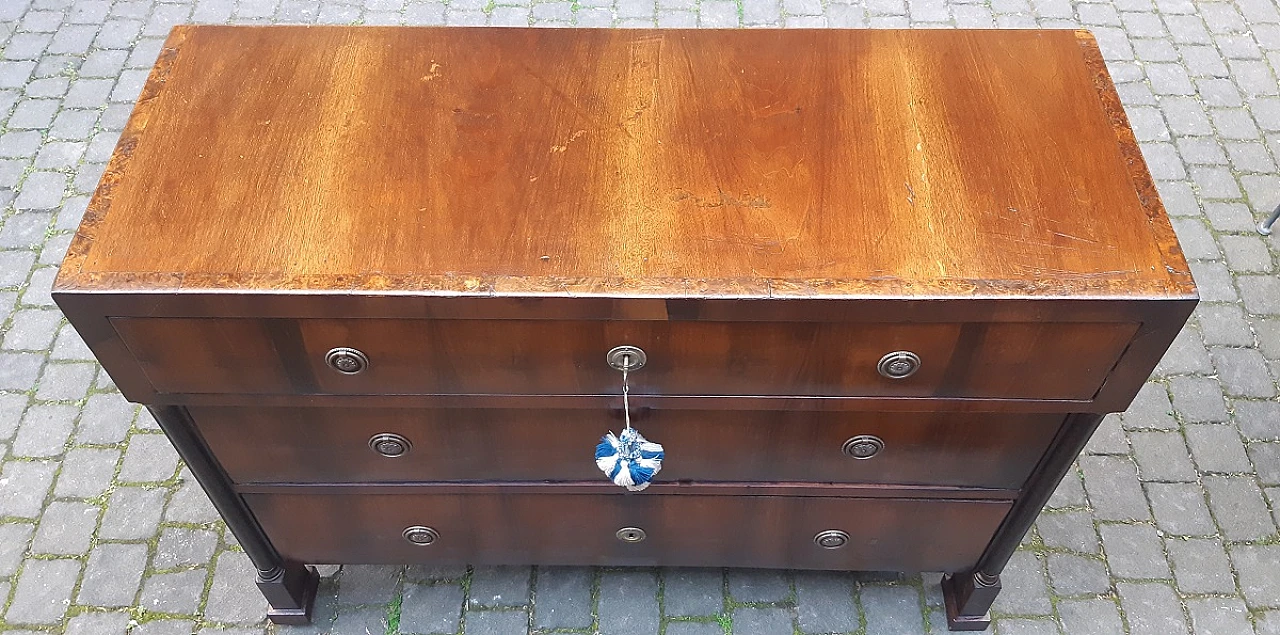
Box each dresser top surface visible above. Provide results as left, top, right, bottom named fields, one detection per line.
left=57, top=26, right=1193, bottom=300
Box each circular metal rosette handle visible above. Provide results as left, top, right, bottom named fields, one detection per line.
left=814, top=529, right=850, bottom=549
left=607, top=346, right=647, bottom=372
left=876, top=351, right=920, bottom=379
left=369, top=433, right=412, bottom=458
left=403, top=525, right=439, bottom=546
left=326, top=347, right=369, bottom=374
left=616, top=527, right=647, bottom=543
left=842, top=435, right=884, bottom=460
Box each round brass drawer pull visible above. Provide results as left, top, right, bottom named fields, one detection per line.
left=877, top=351, right=920, bottom=379
left=369, top=433, right=412, bottom=458
left=325, top=347, right=369, bottom=374
left=814, top=529, right=850, bottom=549
left=607, top=345, right=647, bottom=372
left=403, top=525, right=439, bottom=546
left=616, top=527, right=647, bottom=543
left=842, top=435, right=884, bottom=460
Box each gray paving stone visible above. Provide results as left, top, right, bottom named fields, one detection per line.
left=132, top=620, right=198, bottom=635
left=1260, top=611, right=1280, bottom=635
left=858, top=585, right=922, bottom=635
left=3, top=308, right=62, bottom=350
left=98, top=487, right=166, bottom=540
left=78, top=542, right=148, bottom=607
left=1198, top=303, right=1256, bottom=346
left=1080, top=455, right=1150, bottom=521
left=35, top=362, right=96, bottom=402
left=12, top=404, right=76, bottom=457
left=338, top=564, right=401, bottom=605
left=664, top=622, right=722, bottom=635
left=1047, top=468, right=1087, bottom=508
left=0, top=251, right=37, bottom=288
left=1168, top=376, right=1229, bottom=422
left=1035, top=511, right=1099, bottom=554
left=463, top=609, right=528, bottom=634
left=1046, top=553, right=1111, bottom=596
left=117, top=432, right=180, bottom=482
left=1212, top=347, right=1278, bottom=397
left=1098, top=523, right=1169, bottom=579
left=401, top=582, right=464, bottom=635
left=0, top=523, right=35, bottom=577
left=1203, top=475, right=1276, bottom=540
left=728, top=569, right=790, bottom=603
left=138, top=568, right=207, bottom=614
left=1189, top=262, right=1238, bottom=303
left=1121, top=382, right=1177, bottom=430
left=794, top=571, right=857, bottom=634
left=1167, top=537, right=1238, bottom=593
left=468, top=566, right=530, bottom=607
left=533, top=567, right=592, bottom=629
left=1084, top=414, right=1128, bottom=454
left=1056, top=598, right=1123, bottom=635
left=1117, top=582, right=1189, bottom=635
left=1250, top=442, right=1280, bottom=485
left=164, top=473, right=220, bottom=524
left=206, top=551, right=271, bottom=622
left=154, top=526, right=220, bottom=570
left=1256, top=318, right=1280, bottom=359
left=1129, top=431, right=1197, bottom=481
left=76, top=393, right=137, bottom=444
left=0, top=392, right=27, bottom=440
left=732, top=606, right=793, bottom=635
left=54, top=447, right=119, bottom=499
left=5, top=558, right=81, bottom=624
left=0, top=351, right=44, bottom=391
left=1155, top=323, right=1214, bottom=374
left=0, top=460, right=57, bottom=518
left=1187, top=597, right=1254, bottom=635
left=1147, top=482, right=1217, bottom=535
left=995, top=618, right=1061, bottom=635
left=599, top=570, right=659, bottom=635
left=1229, top=544, right=1280, bottom=608
left=1186, top=422, right=1254, bottom=473
left=662, top=568, right=722, bottom=618
left=65, top=612, right=131, bottom=635
left=1240, top=275, right=1280, bottom=314
left=30, top=500, right=98, bottom=555
left=332, top=606, right=387, bottom=635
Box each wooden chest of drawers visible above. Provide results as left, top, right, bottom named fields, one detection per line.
left=55, top=26, right=1196, bottom=631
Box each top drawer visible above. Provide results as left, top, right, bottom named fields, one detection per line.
left=111, top=317, right=1136, bottom=400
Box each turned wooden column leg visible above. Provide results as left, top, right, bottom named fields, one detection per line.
left=942, top=413, right=1104, bottom=631
left=148, top=406, right=319, bottom=624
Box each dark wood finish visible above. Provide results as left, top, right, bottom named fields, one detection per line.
left=145, top=406, right=318, bottom=622
left=192, top=406, right=1062, bottom=489
left=244, top=490, right=1011, bottom=571
left=114, top=317, right=1136, bottom=400
left=944, top=413, right=1104, bottom=629
left=53, top=27, right=1198, bottom=631
left=233, top=480, right=1016, bottom=499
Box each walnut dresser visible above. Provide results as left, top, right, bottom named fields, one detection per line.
left=54, top=26, right=1196, bottom=631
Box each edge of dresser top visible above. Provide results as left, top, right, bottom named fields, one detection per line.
left=53, top=26, right=1195, bottom=302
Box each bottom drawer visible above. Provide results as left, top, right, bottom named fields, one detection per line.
left=244, top=490, right=1011, bottom=572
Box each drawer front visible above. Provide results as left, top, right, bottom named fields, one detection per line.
left=194, top=406, right=1062, bottom=490
left=114, top=317, right=1137, bottom=400
left=244, top=491, right=1011, bottom=571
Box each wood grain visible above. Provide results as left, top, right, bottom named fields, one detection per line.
left=111, top=317, right=1138, bottom=400
left=57, top=26, right=1194, bottom=300
left=190, top=406, right=1063, bottom=489
left=244, top=490, right=1012, bottom=571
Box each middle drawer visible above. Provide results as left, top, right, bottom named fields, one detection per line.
left=191, top=406, right=1063, bottom=490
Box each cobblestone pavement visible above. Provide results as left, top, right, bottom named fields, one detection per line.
left=1, top=0, right=1280, bottom=633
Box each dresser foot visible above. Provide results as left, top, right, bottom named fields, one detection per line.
left=942, top=571, right=1000, bottom=631
left=258, top=562, right=320, bottom=625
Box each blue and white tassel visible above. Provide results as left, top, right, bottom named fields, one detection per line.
left=595, top=366, right=664, bottom=491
